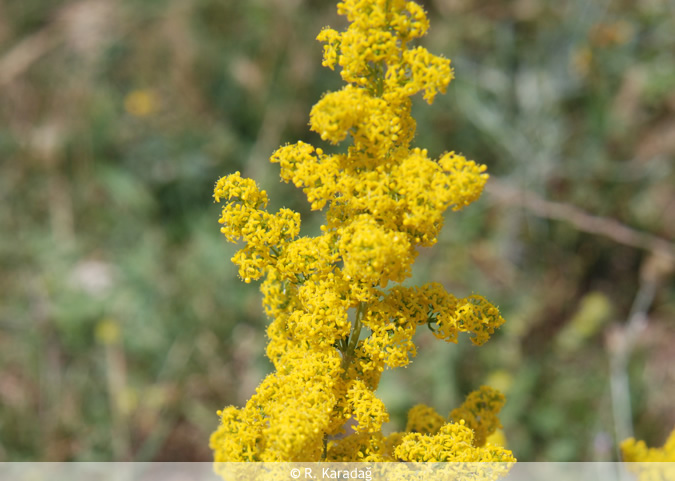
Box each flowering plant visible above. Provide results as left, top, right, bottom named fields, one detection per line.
left=210, top=0, right=515, bottom=463
left=622, top=428, right=675, bottom=462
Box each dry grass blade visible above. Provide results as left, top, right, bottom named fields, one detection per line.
left=486, top=178, right=675, bottom=262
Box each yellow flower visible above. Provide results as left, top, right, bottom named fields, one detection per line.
left=405, top=404, right=447, bottom=435
left=95, top=317, right=121, bottom=345
left=124, top=89, right=158, bottom=117
left=450, top=386, right=506, bottom=447
left=621, top=428, right=675, bottom=481
left=622, top=428, right=675, bottom=462
left=211, top=0, right=512, bottom=464
left=394, top=420, right=515, bottom=462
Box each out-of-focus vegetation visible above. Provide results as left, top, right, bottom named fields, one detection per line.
left=0, top=0, right=673, bottom=462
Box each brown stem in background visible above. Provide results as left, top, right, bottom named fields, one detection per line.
left=486, top=178, right=675, bottom=261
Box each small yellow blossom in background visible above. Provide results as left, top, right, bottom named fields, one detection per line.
left=621, top=428, right=675, bottom=462
left=95, top=317, right=121, bottom=345
left=124, top=89, right=158, bottom=117
left=621, top=428, right=675, bottom=481
left=589, top=20, right=634, bottom=48
left=210, top=0, right=514, bottom=465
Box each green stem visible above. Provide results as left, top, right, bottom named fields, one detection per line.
left=341, top=302, right=364, bottom=372
left=348, top=303, right=364, bottom=354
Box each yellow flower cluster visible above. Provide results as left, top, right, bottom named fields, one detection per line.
left=211, top=0, right=514, bottom=464
left=449, top=386, right=507, bottom=447
left=621, top=428, right=675, bottom=462
left=621, top=428, right=675, bottom=481
left=392, top=387, right=513, bottom=462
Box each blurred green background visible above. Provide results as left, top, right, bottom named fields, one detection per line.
left=1, top=0, right=674, bottom=462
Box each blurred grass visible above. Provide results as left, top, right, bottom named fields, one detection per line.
left=1, top=0, right=674, bottom=462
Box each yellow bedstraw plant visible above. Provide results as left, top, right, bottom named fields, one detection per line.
left=622, top=428, right=675, bottom=462
left=621, top=428, right=675, bottom=481
left=210, top=0, right=515, bottom=464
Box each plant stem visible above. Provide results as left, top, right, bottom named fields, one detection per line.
left=341, top=302, right=364, bottom=372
